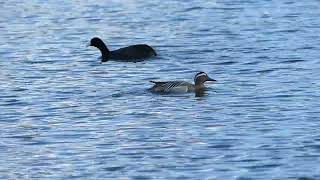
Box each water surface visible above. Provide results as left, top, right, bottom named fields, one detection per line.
left=1, top=0, right=320, bottom=179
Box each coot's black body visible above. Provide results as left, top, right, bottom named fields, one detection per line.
left=88, top=37, right=156, bottom=62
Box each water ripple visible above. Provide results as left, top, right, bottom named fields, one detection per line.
left=1, top=0, right=320, bottom=179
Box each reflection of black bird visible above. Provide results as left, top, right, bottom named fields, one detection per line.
left=148, top=72, right=216, bottom=94
left=88, top=37, right=157, bottom=62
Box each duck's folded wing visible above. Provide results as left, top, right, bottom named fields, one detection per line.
left=160, top=81, right=190, bottom=92
left=150, top=81, right=168, bottom=86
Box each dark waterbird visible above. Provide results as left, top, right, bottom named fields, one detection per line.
left=148, top=72, right=216, bottom=94
left=88, top=37, right=157, bottom=62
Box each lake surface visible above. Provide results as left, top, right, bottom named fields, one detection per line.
left=1, top=0, right=320, bottom=179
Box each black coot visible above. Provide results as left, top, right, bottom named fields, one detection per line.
left=88, top=37, right=157, bottom=62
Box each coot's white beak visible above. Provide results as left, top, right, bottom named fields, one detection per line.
left=86, top=41, right=91, bottom=47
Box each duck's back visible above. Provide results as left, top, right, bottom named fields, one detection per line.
left=110, top=44, right=156, bottom=61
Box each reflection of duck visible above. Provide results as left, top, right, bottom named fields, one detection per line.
left=88, top=37, right=157, bottom=62
left=148, top=72, right=216, bottom=94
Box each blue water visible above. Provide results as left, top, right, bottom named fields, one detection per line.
left=1, top=0, right=320, bottom=179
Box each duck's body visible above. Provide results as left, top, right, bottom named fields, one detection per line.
left=88, top=37, right=156, bottom=62
left=149, top=81, right=196, bottom=93
left=148, top=72, right=216, bottom=93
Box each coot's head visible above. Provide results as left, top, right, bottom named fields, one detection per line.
left=194, top=72, right=216, bottom=85
left=88, top=37, right=106, bottom=48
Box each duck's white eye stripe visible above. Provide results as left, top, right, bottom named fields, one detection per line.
left=195, top=73, right=206, bottom=79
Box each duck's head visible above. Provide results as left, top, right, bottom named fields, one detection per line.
left=194, top=72, right=216, bottom=85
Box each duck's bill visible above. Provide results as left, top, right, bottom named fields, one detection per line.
left=86, top=41, right=91, bottom=47
left=207, top=77, right=217, bottom=82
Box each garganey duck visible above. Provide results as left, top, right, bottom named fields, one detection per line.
left=148, top=72, right=216, bottom=93
left=88, top=37, right=157, bottom=62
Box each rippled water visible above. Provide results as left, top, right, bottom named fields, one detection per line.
left=1, top=0, right=320, bottom=179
